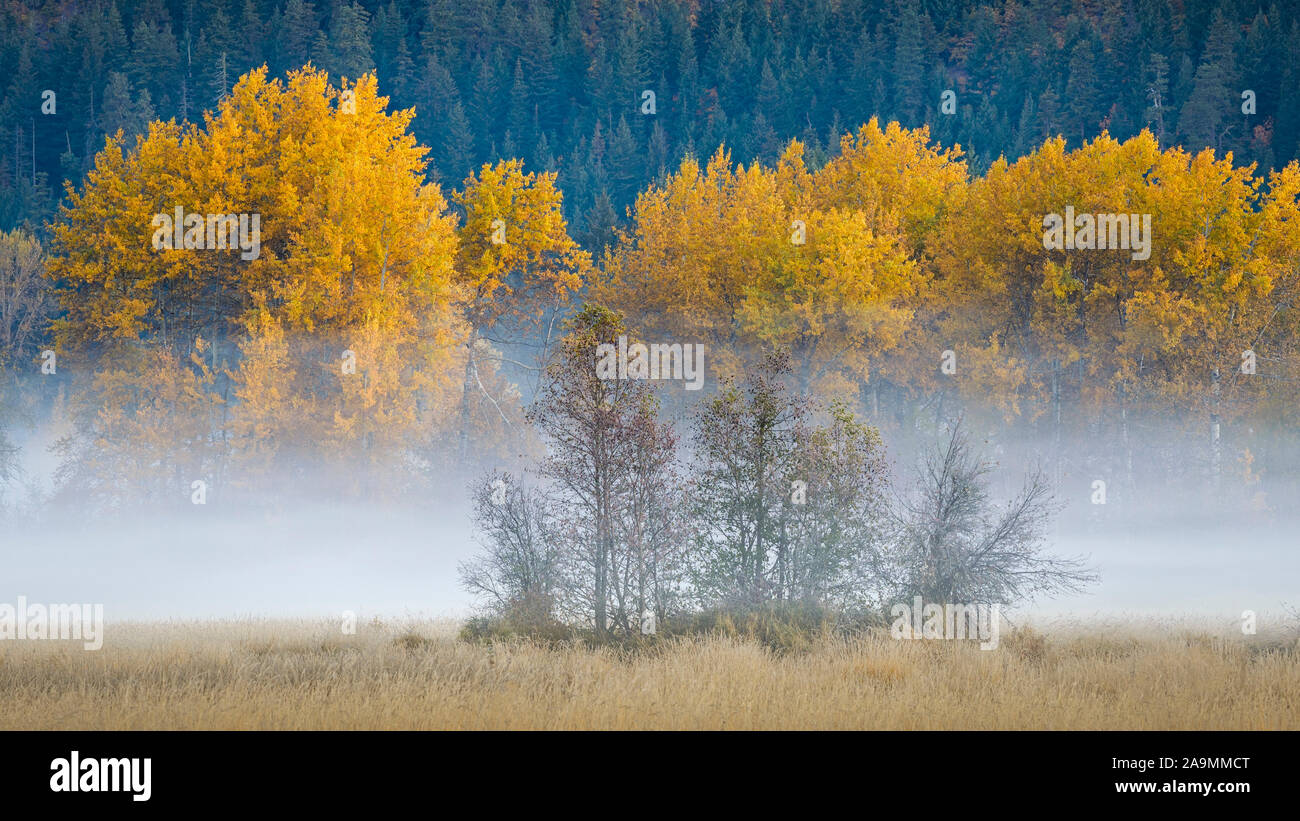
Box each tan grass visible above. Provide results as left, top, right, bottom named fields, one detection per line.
left=0, top=616, right=1296, bottom=729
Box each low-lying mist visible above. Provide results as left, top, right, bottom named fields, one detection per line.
left=3, top=412, right=1295, bottom=628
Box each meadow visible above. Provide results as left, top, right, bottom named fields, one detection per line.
left=1, top=616, right=1296, bottom=730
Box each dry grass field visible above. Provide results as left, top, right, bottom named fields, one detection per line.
left=1, top=616, right=1296, bottom=730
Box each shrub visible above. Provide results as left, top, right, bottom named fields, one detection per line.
left=458, top=590, right=574, bottom=646
left=660, top=600, right=845, bottom=654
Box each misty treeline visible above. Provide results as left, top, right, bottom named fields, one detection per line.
left=460, top=305, right=1094, bottom=635
left=1, top=59, right=1299, bottom=520
left=4, top=0, right=1300, bottom=242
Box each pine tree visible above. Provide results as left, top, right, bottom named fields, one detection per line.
left=370, top=1, right=407, bottom=85
left=607, top=114, right=640, bottom=206
left=1063, top=40, right=1101, bottom=145
left=522, top=1, right=561, bottom=136
left=324, top=2, right=374, bottom=80
left=891, top=0, right=928, bottom=126
left=506, top=59, right=532, bottom=153
left=756, top=59, right=785, bottom=134
left=467, top=56, right=500, bottom=159
left=1180, top=12, right=1239, bottom=152
left=127, top=19, right=181, bottom=117
left=99, top=72, right=154, bottom=141
left=1144, top=53, right=1170, bottom=144
left=442, top=99, right=476, bottom=183
left=581, top=189, right=619, bottom=254
left=279, top=0, right=318, bottom=74
left=237, top=0, right=264, bottom=67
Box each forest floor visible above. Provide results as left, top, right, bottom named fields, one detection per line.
left=2, top=616, right=1296, bottom=730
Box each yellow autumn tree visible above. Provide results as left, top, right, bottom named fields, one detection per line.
left=593, top=149, right=755, bottom=387
left=930, top=129, right=1298, bottom=492
left=797, top=121, right=967, bottom=419
left=740, top=142, right=921, bottom=397
left=1123, top=149, right=1297, bottom=488
left=47, top=66, right=465, bottom=501
left=595, top=136, right=942, bottom=407
left=810, top=118, right=968, bottom=256
left=451, top=159, right=589, bottom=459
left=1245, top=163, right=1300, bottom=431
left=50, top=340, right=224, bottom=511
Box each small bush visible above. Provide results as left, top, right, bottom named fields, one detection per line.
left=458, top=591, right=574, bottom=646
left=660, top=601, right=845, bottom=654
left=458, top=598, right=887, bottom=655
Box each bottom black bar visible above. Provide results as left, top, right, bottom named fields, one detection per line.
left=3, top=730, right=1287, bottom=809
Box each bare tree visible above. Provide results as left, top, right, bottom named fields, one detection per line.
left=459, top=471, right=561, bottom=618
left=883, top=419, right=1096, bottom=605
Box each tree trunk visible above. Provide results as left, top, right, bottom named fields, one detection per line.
left=458, top=328, right=477, bottom=463
left=594, top=430, right=609, bottom=634
left=1119, top=382, right=1133, bottom=491
left=1210, top=365, right=1222, bottom=492
left=1051, top=361, right=1062, bottom=489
